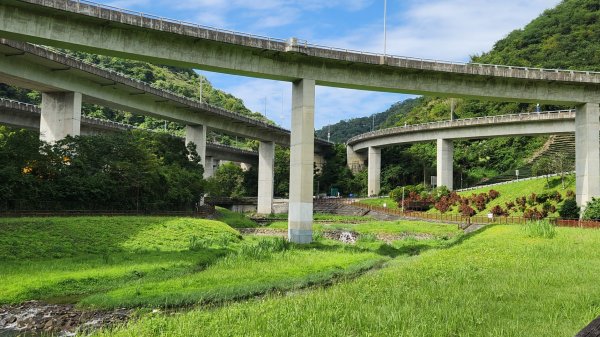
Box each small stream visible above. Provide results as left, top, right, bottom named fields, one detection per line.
left=0, top=301, right=130, bottom=337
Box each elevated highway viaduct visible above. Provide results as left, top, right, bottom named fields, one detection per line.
left=2, top=0, right=600, bottom=239
left=0, top=98, right=260, bottom=177
left=0, top=39, right=330, bottom=216
left=346, top=111, right=587, bottom=197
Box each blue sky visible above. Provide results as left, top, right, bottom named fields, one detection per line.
left=100, top=0, right=560, bottom=129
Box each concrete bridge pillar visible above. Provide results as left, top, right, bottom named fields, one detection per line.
left=204, top=156, right=214, bottom=179
left=185, top=124, right=207, bottom=172
left=436, top=139, right=453, bottom=190
left=346, top=146, right=367, bottom=174
left=575, top=103, right=600, bottom=207
left=368, top=146, right=381, bottom=196
left=40, top=92, right=82, bottom=143
left=288, top=78, right=315, bottom=244
left=257, top=141, right=275, bottom=215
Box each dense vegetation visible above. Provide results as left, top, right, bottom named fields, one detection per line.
left=0, top=126, right=204, bottom=211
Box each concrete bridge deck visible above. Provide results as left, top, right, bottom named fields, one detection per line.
left=0, top=39, right=335, bottom=149
left=346, top=110, right=595, bottom=199
left=347, top=110, right=576, bottom=150
left=0, top=97, right=260, bottom=165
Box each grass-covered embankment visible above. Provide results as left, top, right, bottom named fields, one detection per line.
left=0, top=216, right=387, bottom=309
left=93, top=225, right=600, bottom=337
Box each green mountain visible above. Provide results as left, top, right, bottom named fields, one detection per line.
left=315, top=98, right=421, bottom=143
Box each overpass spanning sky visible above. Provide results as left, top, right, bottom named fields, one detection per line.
left=94, top=0, right=559, bottom=129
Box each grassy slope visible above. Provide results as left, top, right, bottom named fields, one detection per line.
left=95, top=225, right=600, bottom=337
left=0, top=217, right=386, bottom=308
left=360, top=175, right=575, bottom=216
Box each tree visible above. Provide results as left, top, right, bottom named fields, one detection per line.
left=206, top=163, right=245, bottom=198
left=583, top=198, right=600, bottom=220
left=532, top=157, right=554, bottom=187
left=559, top=199, right=580, bottom=219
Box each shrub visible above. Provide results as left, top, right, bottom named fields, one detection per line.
left=459, top=204, right=475, bottom=217
left=566, top=190, right=575, bottom=199
left=488, top=189, right=500, bottom=199
left=491, top=205, right=506, bottom=217
left=389, top=187, right=404, bottom=203
left=524, top=208, right=544, bottom=220
left=541, top=201, right=552, bottom=212
left=536, top=192, right=551, bottom=203
left=551, top=191, right=563, bottom=203
left=527, top=193, right=537, bottom=206
left=583, top=197, right=600, bottom=220
left=474, top=194, right=487, bottom=212
left=433, top=186, right=450, bottom=202
left=434, top=196, right=451, bottom=213
left=524, top=219, right=556, bottom=239
left=559, top=199, right=580, bottom=219
left=549, top=205, right=556, bottom=214
left=505, top=201, right=515, bottom=210
left=516, top=196, right=527, bottom=208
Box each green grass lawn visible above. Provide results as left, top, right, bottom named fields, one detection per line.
left=93, top=225, right=600, bottom=337
left=267, top=219, right=461, bottom=237
left=0, top=216, right=388, bottom=309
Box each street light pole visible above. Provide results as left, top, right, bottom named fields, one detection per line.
left=383, top=0, right=387, bottom=57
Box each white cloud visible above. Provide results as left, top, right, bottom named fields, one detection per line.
left=317, top=0, right=561, bottom=61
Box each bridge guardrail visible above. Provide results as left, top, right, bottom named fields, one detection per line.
left=347, top=110, right=576, bottom=145
left=35, top=0, right=600, bottom=80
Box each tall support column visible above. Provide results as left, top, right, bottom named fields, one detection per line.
left=288, top=78, right=315, bottom=244
left=368, top=146, right=381, bottom=196
left=437, top=139, right=453, bottom=190
left=185, top=124, right=207, bottom=169
left=575, top=103, right=600, bottom=207
left=204, top=156, right=214, bottom=179
left=257, top=141, right=275, bottom=215
left=40, top=92, right=82, bottom=143
left=346, top=146, right=367, bottom=174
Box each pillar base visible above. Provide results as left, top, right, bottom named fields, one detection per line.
left=288, top=229, right=313, bottom=244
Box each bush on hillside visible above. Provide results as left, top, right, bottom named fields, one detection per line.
left=488, top=189, right=500, bottom=199
left=459, top=204, right=475, bottom=217
left=491, top=205, right=506, bottom=217
left=583, top=198, right=600, bottom=220
left=524, top=208, right=544, bottom=220
left=558, top=199, right=580, bottom=219
left=434, top=196, right=451, bottom=213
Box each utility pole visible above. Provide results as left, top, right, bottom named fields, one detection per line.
left=199, top=75, right=203, bottom=103
left=450, top=98, right=455, bottom=120
left=327, top=124, right=331, bottom=142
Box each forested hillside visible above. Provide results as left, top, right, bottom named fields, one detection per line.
left=315, top=98, right=420, bottom=143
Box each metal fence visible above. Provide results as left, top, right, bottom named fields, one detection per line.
left=348, top=201, right=600, bottom=228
